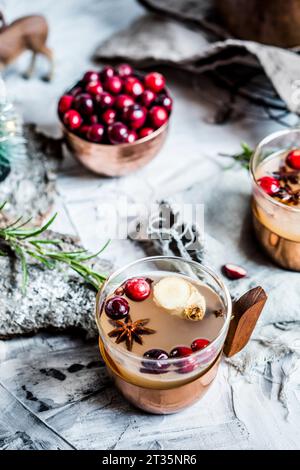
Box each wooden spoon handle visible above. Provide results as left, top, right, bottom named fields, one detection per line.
left=223, top=286, right=268, bottom=358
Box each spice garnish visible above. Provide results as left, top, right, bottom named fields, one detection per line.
left=270, top=165, right=300, bottom=206
left=214, top=309, right=225, bottom=318
left=108, top=315, right=156, bottom=351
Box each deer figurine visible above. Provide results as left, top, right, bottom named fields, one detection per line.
left=0, top=11, right=53, bottom=81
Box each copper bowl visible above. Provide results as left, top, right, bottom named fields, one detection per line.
left=62, top=122, right=169, bottom=177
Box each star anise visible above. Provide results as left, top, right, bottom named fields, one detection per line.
left=108, top=315, right=156, bottom=351
left=273, top=165, right=300, bottom=185
left=213, top=308, right=225, bottom=318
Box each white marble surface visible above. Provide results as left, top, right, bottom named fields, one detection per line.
left=1, top=0, right=300, bottom=450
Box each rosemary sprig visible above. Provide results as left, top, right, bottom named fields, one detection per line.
left=0, top=201, right=108, bottom=293
left=220, top=142, right=254, bottom=170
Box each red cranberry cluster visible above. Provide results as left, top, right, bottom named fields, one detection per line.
left=58, top=65, right=172, bottom=145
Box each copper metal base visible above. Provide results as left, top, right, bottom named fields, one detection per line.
left=253, top=214, right=300, bottom=271
left=100, top=340, right=221, bottom=414
left=62, top=122, right=168, bottom=177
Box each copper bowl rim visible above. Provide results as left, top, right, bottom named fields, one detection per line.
left=61, top=120, right=169, bottom=148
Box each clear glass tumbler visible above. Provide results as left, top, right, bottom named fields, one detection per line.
left=250, top=129, right=300, bottom=270
left=96, top=256, right=232, bottom=413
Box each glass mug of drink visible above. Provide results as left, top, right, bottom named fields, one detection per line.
left=250, top=129, right=300, bottom=271
left=96, top=256, right=266, bottom=414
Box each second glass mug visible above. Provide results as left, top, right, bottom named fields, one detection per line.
left=250, top=128, right=300, bottom=271
left=96, top=256, right=266, bottom=414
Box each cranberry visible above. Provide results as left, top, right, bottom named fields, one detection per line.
left=191, top=338, right=210, bottom=352
left=102, top=108, right=117, bottom=126
left=101, top=65, right=115, bottom=81
left=124, top=104, right=147, bottom=129
left=114, top=94, right=135, bottom=111
left=74, top=93, right=94, bottom=116
left=58, top=95, right=74, bottom=114
left=78, top=124, right=90, bottom=138
left=70, top=85, right=83, bottom=97
left=170, top=346, right=195, bottom=374
left=141, top=349, right=169, bottom=374
left=124, top=277, right=151, bottom=301
left=124, top=130, right=137, bottom=143
left=104, top=76, right=123, bottom=95
left=145, top=72, right=165, bottom=93
left=139, top=89, right=156, bottom=108
left=86, top=81, right=103, bottom=96
left=139, top=127, right=154, bottom=139
left=155, top=94, right=173, bottom=113
left=87, top=124, right=104, bottom=143
left=286, top=149, right=300, bottom=170
left=149, top=106, right=168, bottom=128
left=63, top=110, right=82, bottom=130
left=105, top=296, right=129, bottom=320
left=222, top=264, right=247, bottom=280
left=89, top=115, right=98, bottom=124
left=117, top=63, right=133, bottom=78
left=108, top=122, right=129, bottom=144
left=170, top=346, right=193, bottom=359
left=83, top=71, right=99, bottom=83
left=124, top=77, right=144, bottom=97
left=96, top=92, right=115, bottom=109
left=258, top=176, right=280, bottom=196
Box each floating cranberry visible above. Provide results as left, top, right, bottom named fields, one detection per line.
left=105, top=296, right=129, bottom=320
left=124, top=77, right=144, bottom=97
left=87, top=124, right=104, bottom=143
left=125, top=130, right=137, bottom=143
left=222, top=264, right=247, bottom=280
left=141, top=349, right=170, bottom=374
left=83, top=71, right=99, bottom=83
left=108, top=122, right=129, bottom=144
left=102, top=108, right=117, bottom=126
left=139, top=127, right=154, bottom=138
left=258, top=176, right=280, bottom=196
left=58, top=95, right=74, bottom=114
left=124, top=104, right=147, bottom=129
left=139, top=89, right=156, bottom=108
left=170, top=346, right=193, bottom=359
left=145, top=72, right=165, bottom=93
left=117, top=63, right=133, bottom=78
left=63, top=110, right=82, bottom=130
left=155, top=94, right=173, bottom=112
left=170, top=346, right=195, bottom=374
left=286, top=149, right=300, bottom=170
left=114, top=94, right=134, bottom=111
left=191, top=338, right=210, bottom=352
left=124, top=277, right=151, bottom=301
left=101, top=65, right=115, bottom=81
left=149, top=106, right=168, bottom=128
left=86, top=81, right=103, bottom=96
left=74, top=93, right=94, bottom=116
left=96, top=92, right=115, bottom=109
left=105, top=76, right=123, bottom=95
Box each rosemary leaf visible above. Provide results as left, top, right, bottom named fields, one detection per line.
left=0, top=202, right=108, bottom=293
left=220, top=142, right=254, bottom=170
